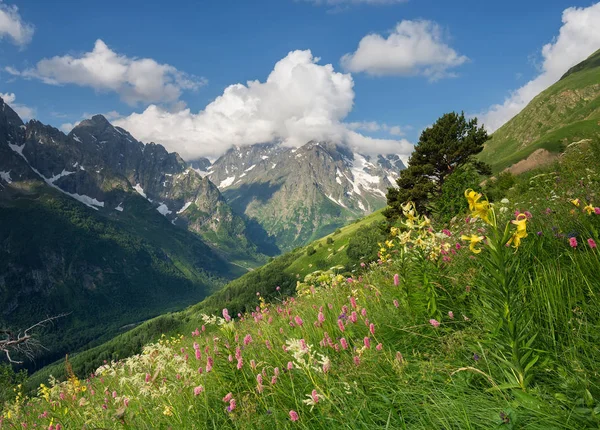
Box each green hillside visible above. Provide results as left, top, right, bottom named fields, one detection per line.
left=480, top=48, right=600, bottom=172
left=23, top=209, right=387, bottom=387
left=6, top=141, right=600, bottom=428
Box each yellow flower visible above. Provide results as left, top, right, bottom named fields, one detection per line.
left=163, top=405, right=174, bottom=416
left=506, top=213, right=528, bottom=249
left=461, top=234, right=485, bottom=254
left=464, top=189, right=483, bottom=211
left=570, top=198, right=581, bottom=207
left=584, top=203, right=594, bottom=214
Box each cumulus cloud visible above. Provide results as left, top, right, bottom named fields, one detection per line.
left=478, top=2, right=600, bottom=132
left=114, top=50, right=413, bottom=160
left=7, top=39, right=206, bottom=105
left=0, top=91, right=35, bottom=119
left=0, top=2, right=34, bottom=47
left=341, top=20, right=468, bottom=80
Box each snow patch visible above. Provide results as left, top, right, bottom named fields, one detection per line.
left=326, top=194, right=348, bottom=208
left=358, top=200, right=366, bottom=211
left=156, top=203, right=172, bottom=216
left=133, top=183, right=147, bottom=198
left=8, top=143, right=24, bottom=155
left=177, top=201, right=193, bottom=214
left=48, top=169, right=75, bottom=184
left=0, top=171, right=12, bottom=183
left=115, top=203, right=124, bottom=212
left=261, top=155, right=269, bottom=160
left=219, top=176, right=236, bottom=188
left=245, top=164, right=256, bottom=172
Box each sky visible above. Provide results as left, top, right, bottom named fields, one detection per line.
left=1, top=0, right=600, bottom=163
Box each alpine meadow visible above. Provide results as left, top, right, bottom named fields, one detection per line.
left=1, top=1, right=600, bottom=429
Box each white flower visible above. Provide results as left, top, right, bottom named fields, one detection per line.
left=500, top=198, right=509, bottom=204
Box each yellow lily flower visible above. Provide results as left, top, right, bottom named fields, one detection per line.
left=464, top=189, right=483, bottom=211
left=570, top=198, right=581, bottom=207
left=506, top=213, right=528, bottom=249
left=461, top=234, right=485, bottom=254
left=584, top=203, right=595, bottom=215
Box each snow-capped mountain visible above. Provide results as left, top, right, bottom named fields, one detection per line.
left=203, top=140, right=405, bottom=251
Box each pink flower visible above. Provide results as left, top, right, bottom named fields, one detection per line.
left=364, top=337, right=371, bottom=349
left=349, top=311, right=358, bottom=323
left=442, top=229, right=452, bottom=237
left=455, top=243, right=461, bottom=250
left=274, top=367, right=280, bottom=376
left=287, top=361, right=293, bottom=370
left=393, top=273, right=400, bottom=286
left=276, top=286, right=281, bottom=291
left=337, top=319, right=345, bottom=332
left=237, top=358, right=244, bottom=369
left=145, top=373, right=151, bottom=383
left=350, top=297, right=357, bottom=309
left=360, top=262, right=366, bottom=268
left=376, top=343, right=383, bottom=351
left=294, top=316, right=304, bottom=326
left=361, top=308, right=367, bottom=318
left=393, top=299, right=399, bottom=308
left=448, top=311, right=454, bottom=319
left=250, top=359, right=256, bottom=370
left=317, top=311, right=325, bottom=324
left=569, top=237, right=578, bottom=248
left=289, top=410, right=299, bottom=422
left=353, top=356, right=360, bottom=366
left=396, top=351, right=404, bottom=363
left=588, top=238, right=597, bottom=249
left=228, top=398, right=236, bottom=412
left=271, top=376, right=277, bottom=385
left=369, top=323, right=375, bottom=335
left=595, top=207, right=600, bottom=215
left=195, top=349, right=202, bottom=360
left=340, top=337, right=348, bottom=350
left=244, top=334, right=253, bottom=345
left=322, top=360, right=330, bottom=373
left=194, top=386, right=204, bottom=396
left=429, top=319, right=440, bottom=328
left=223, top=392, right=233, bottom=402
left=311, top=389, right=319, bottom=404
left=206, top=356, right=214, bottom=372
left=222, top=308, right=231, bottom=322
left=524, top=211, right=533, bottom=219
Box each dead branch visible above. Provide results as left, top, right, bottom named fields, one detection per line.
left=0, top=313, right=70, bottom=364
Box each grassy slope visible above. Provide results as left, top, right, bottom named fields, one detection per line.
left=23, top=209, right=386, bottom=388
left=0, top=184, right=246, bottom=372
left=480, top=48, right=600, bottom=172
left=7, top=142, right=600, bottom=428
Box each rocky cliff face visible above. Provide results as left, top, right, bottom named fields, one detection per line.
left=206, top=140, right=405, bottom=251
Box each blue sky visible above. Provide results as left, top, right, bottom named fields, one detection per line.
left=1, top=0, right=599, bottom=161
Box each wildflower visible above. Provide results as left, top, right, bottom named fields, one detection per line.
left=396, top=351, right=404, bottom=363
left=223, top=392, right=233, bottom=403
left=569, top=237, right=578, bottom=248
left=393, top=273, right=400, bottom=286
left=473, top=353, right=480, bottom=361
left=163, top=406, right=174, bottom=416
left=448, top=311, right=454, bottom=319
left=244, top=334, right=253, bottom=345
left=571, top=198, right=581, bottom=207
left=350, top=296, right=357, bottom=309
left=545, top=208, right=552, bottom=215
left=271, top=376, right=277, bottom=385
left=588, top=238, right=597, bottom=249
left=276, top=286, right=281, bottom=291
left=353, top=356, right=360, bottom=366
left=349, top=311, right=358, bottom=323
left=461, top=234, right=485, bottom=254
left=340, top=338, right=349, bottom=350
left=442, top=229, right=452, bottom=237
left=584, top=203, right=595, bottom=215
left=595, top=207, right=600, bottom=215
left=228, top=398, right=236, bottom=412
left=237, top=358, right=243, bottom=369
left=194, top=386, right=204, bottom=396
left=429, top=319, right=440, bottom=328
left=206, top=356, right=214, bottom=372
left=506, top=214, right=528, bottom=249
left=289, top=410, right=299, bottom=422
left=364, top=337, right=371, bottom=349
left=500, top=198, right=509, bottom=204
left=294, top=316, right=304, bottom=326
left=337, top=319, right=345, bottom=332
left=393, top=299, right=399, bottom=308
left=222, top=308, right=231, bottom=322
left=287, top=361, right=293, bottom=370
left=465, top=189, right=493, bottom=225
left=376, top=343, right=383, bottom=351
left=369, top=323, right=375, bottom=335
left=455, top=242, right=461, bottom=250
left=361, top=308, right=367, bottom=317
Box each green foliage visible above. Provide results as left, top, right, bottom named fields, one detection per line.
left=0, top=364, right=27, bottom=406
left=346, top=222, right=386, bottom=265
left=326, top=237, right=334, bottom=245
left=432, top=166, right=482, bottom=223
left=306, top=246, right=316, bottom=256
left=386, top=111, right=490, bottom=217
left=484, top=171, right=516, bottom=202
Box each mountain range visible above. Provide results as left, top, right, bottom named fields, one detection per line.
left=0, top=97, right=404, bottom=368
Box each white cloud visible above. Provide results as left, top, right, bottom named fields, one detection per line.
left=346, top=121, right=406, bottom=136
left=341, top=20, right=468, bottom=80
left=9, top=39, right=206, bottom=105
left=59, top=122, right=78, bottom=133
left=114, top=50, right=413, bottom=160
left=0, top=2, right=34, bottom=47
left=478, top=2, right=600, bottom=132
left=0, top=91, right=35, bottom=119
